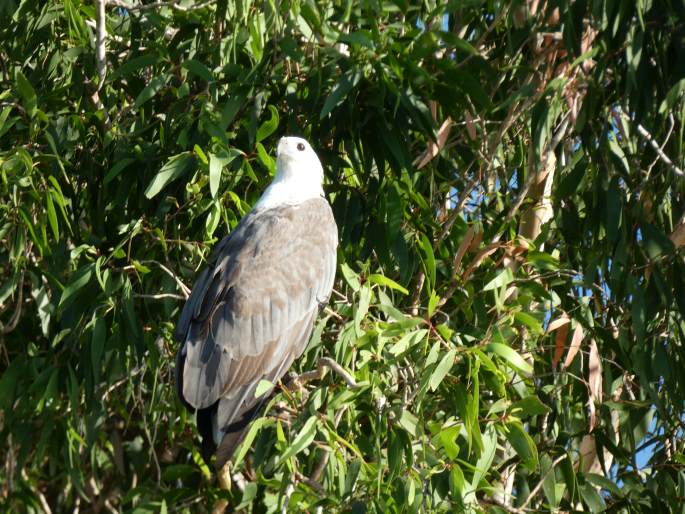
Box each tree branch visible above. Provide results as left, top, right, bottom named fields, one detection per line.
left=139, top=260, right=191, bottom=298
left=292, top=357, right=359, bottom=389
left=519, top=453, right=567, bottom=510
left=617, top=108, right=684, bottom=177
left=133, top=293, right=186, bottom=300
left=635, top=121, right=684, bottom=177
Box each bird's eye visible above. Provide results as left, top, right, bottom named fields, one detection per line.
left=297, top=142, right=305, bottom=151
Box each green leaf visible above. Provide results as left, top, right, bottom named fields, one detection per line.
left=641, top=223, right=674, bottom=259
left=450, top=464, right=466, bottom=502
left=209, top=153, right=222, bottom=198
left=607, top=135, right=629, bottom=174
left=0, top=106, right=16, bottom=139
left=531, top=95, right=562, bottom=160
left=135, top=74, right=169, bottom=108
left=182, top=59, right=213, bottom=82
left=59, top=263, right=94, bottom=309
left=418, top=233, right=436, bottom=289
left=505, top=420, right=538, bottom=471
left=205, top=200, right=221, bottom=239
left=45, top=189, right=59, bottom=240
left=484, top=342, right=533, bottom=375
left=220, top=95, right=244, bottom=130
left=255, top=142, right=275, bottom=175
left=256, top=105, right=279, bottom=143
left=161, top=464, right=197, bottom=482
left=631, top=279, right=645, bottom=343
left=104, top=158, right=135, bottom=184
left=338, top=31, right=375, bottom=49
left=428, top=290, right=440, bottom=318
left=579, top=481, right=606, bottom=512
left=355, top=284, right=371, bottom=333
left=540, top=454, right=559, bottom=507
left=483, top=267, right=514, bottom=292
left=255, top=379, right=274, bottom=398
left=429, top=348, right=456, bottom=391
left=144, top=152, right=194, bottom=199
left=389, top=329, right=428, bottom=356
left=388, top=430, right=404, bottom=478
left=248, top=12, right=264, bottom=61
left=659, top=78, right=685, bottom=114
left=320, top=69, right=361, bottom=119
left=514, top=312, right=543, bottom=334
left=233, top=417, right=273, bottom=468
left=109, top=53, right=160, bottom=82
left=90, top=316, right=106, bottom=383
left=399, top=409, right=419, bottom=436
left=0, top=358, right=22, bottom=411
left=511, top=396, right=551, bottom=417
left=15, top=70, right=37, bottom=117
left=439, top=424, right=461, bottom=460
left=278, top=415, right=318, bottom=463
left=340, top=263, right=360, bottom=292
left=367, top=273, right=408, bottom=294
left=468, top=425, right=497, bottom=497
left=585, top=473, right=621, bottom=496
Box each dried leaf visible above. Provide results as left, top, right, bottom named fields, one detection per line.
left=464, top=110, right=477, bottom=141
left=547, top=314, right=571, bottom=333
left=452, top=225, right=476, bottom=272
left=579, top=434, right=601, bottom=474
left=587, top=338, right=603, bottom=430
left=670, top=214, right=685, bottom=248
left=562, top=323, right=584, bottom=369
left=416, top=117, right=453, bottom=169
left=462, top=242, right=501, bottom=283
left=547, top=313, right=571, bottom=369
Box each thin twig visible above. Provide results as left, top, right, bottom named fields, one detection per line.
left=281, top=482, right=295, bottom=514
left=635, top=120, right=684, bottom=177
left=331, top=288, right=349, bottom=302
left=480, top=496, right=526, bottom=514
left=294, top=357, right=359, bottom=388
left=518, top=453, right=567, bottom=510
left=647, top=113, right=675, bottom=176
left=102, top=366, right=145, bottom=400
left=324, top=306, right=343, bottom=321
left=139, top=260, right=191, bottom=298
left=410, top=271, right=425, bottom=316
left=133, top=293, right=186, bottom=300
left=36, top=489, right=53, bottom=514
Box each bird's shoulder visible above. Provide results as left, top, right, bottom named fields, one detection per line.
left=211, top=197, right=336, bottom=265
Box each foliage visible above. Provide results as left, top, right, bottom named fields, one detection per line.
left=1, top=0, right=685, bottom=512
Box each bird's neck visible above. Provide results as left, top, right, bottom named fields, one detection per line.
left=254, top=174, right=324, bottom=210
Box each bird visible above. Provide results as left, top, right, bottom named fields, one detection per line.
left=175, top=136, right=338, bottom=468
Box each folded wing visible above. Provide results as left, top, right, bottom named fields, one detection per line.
left=175, top=197, right=337, bottom=465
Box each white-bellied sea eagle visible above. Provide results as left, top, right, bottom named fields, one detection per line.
left=175, top=136, right=338, bottom=467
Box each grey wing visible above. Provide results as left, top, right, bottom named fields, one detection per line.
left=176, top=199, right=337, bottom=431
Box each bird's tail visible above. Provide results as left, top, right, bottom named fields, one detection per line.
left=214, top=401, right=265, bottom=468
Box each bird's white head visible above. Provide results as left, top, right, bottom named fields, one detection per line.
left=255, top=136, right=325, bottom=209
